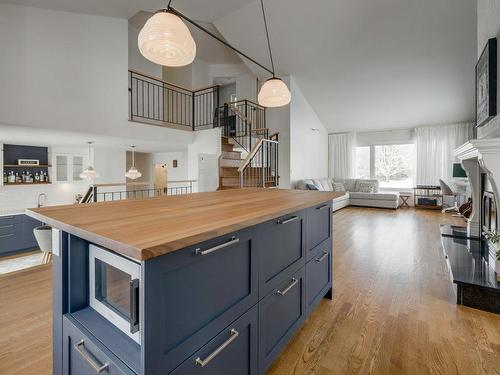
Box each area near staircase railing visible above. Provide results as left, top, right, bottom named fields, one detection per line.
left=238, top=133, right=279, bottom=188
left=217, top=100, right=266, bottom=152
left=129, top=70, right=219, bottom=130
left=80, top=180, right=196, bottom=203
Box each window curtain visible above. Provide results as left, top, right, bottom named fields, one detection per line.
left=328, top=133, right=356, bottom=179
left=415, top=123, right=472, bottom=185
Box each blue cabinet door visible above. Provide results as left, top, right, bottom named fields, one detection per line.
left=258, top=267, right=306, bottom=374
left=171, top=305, right=258, bottom=375
left=306, top=239, right=332, bottom=313
left=256, top=210, right=305, bottom=297
left=306, top=202, right=332, bottom=260
left=62, top=315, right=136, bottom=375
left=0, top=223, right=21, bottom=254
left=142, top=227, right=258, bottom=375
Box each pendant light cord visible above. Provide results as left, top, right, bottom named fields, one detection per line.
left=260, top=0, right=275, bottom=77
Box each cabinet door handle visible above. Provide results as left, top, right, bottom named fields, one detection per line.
left=277, top=216, right=299, bottom=225
left=0, top=224, right=14, bottom=229
left=195, top=237, right=239, bottom=256
left=315, top=251, right=329, bottom=263
left=74, top=340, right=109, bottom=373
left=277, top=278, right=298, bottom=296
left=194, top=329, right=239, bottom=367
left=0, top=233, right=14, bottom=239
left=317, top=204, right=329, bottom=210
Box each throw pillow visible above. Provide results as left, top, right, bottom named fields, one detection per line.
left=357, top=181, right=375, bottom=193
left=306, top=183, right=319, bottom=190
left=333, top=182, right=346, bottom=192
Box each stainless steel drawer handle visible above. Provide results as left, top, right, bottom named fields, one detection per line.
left=277, top=216, right=299, bottom=225
left=277, top=278, right=298, bottom=296
left=315, top=251, right=329, bottom=263
left=194, top=329, right=239, bottom=367
left=0, top=216, right=14, bottom=219
left=0, top=224, right=14, bottom=229
left=74, top=340, right=109, bottom=373
left=195, top=237, right=239, bottom=256
left=0, top=233, right=14, bottom=239
left=317, top=204, right=329, bottom=210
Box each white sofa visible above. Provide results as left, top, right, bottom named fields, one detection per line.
left=296, top=178, right=400, bottom=211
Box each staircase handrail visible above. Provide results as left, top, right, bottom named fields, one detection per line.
left=238, top=138, right=278, bottom=173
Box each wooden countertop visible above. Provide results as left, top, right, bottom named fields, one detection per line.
left=27, top=189, right=343, bottom=261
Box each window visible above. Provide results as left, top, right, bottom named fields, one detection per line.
left=355, top=144, right=415, bottom=189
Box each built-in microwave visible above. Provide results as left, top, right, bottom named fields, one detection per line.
left=89, top=245, right=141, bottom=344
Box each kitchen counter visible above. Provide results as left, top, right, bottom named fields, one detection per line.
left=27, top=188, right=342, bottom=260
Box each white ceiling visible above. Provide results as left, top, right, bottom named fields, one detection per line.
left=0, top=0, right=254, bottom=21
left=215, top=0, right=477, bottom=132
left=1, top=0, right=477, bottom=132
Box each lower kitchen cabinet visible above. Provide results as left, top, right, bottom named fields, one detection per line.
left=0, top=214, right=42, bottom=255
left=258, top=268, right=306, bottom=374
left=306, top=239, right=332, bottom=312
left=171, top=305, right=258, bottom=375
left=63, top=316, right=136, bottom=375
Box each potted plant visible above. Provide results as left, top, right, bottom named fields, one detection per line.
left=487, top=230, right=500, bottom=273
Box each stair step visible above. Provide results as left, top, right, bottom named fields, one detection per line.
left=220, top=167, right=240, bottom=177
left=222, top=144, right=234, bottom=152
left=222, top=151, right=242, bottom=159
left=221, top=158, right=241, bottom=168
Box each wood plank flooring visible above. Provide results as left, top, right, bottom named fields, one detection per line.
left=1, top=207, right=499, bottom=374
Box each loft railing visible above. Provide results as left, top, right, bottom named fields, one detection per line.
left=238, top=134, right=279, bottom=188
left=80, top=181, right=196, bottom=203
left=129, top=70, right=219, bottom=130
left=217, top=99, right=266, bottom=152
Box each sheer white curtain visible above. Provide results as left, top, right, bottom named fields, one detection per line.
left=328, top=133, right=356, bottom=179
left=415, top=123, right=472, bottom=185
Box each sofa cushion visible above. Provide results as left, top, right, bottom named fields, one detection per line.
left=295, top=179, right=314, bottom=190
left=333, top=178, right=357, bottom=192
left=313, top=178, right=333, bottom=191
left=306, top=183, right=318, bottom=190
left=333, top=192, right=349, bottom=202
left=333, top=182, right=346, bottom=192
left=354, top=179, right=379, bottom=193
left=356, top=181, right=377, bottom=193
left=349, top=192, right=399, bottom=201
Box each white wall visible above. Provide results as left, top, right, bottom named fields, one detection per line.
left=477, top=0, right=500, bottom=138
left=0, top=3, right=193, bottom=146
left=93, top=147, right=126, bottom=184
left=187, top=128, right=221, bottom=191
left=356, top=128, right=415, bottom=146
left=153, top=151, right=189, bottom=182
left=289, top=78, right=329, bottom=186
left=128, top=24, right=162, bottom=78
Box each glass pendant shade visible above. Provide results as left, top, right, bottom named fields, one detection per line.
left=80, top=166, right=99, bottom=182
left=258, top=78, right=291, bottom=107
left=125, top=166, right=142, bottom=180
left=138, top=11, right=196, bottom=67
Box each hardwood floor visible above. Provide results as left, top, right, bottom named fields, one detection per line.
left=1, top=207, right=499, bottom=374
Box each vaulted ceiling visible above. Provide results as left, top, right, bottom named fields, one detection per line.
left=0, top=0, right=477, bottom=132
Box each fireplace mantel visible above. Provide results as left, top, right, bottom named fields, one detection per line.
left=455, top=138, right=500, bottom=237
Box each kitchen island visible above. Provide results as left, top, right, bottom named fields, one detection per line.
left=28, top=188, right=342, bottom=375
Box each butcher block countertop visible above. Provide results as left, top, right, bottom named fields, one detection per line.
left=27, top=188, right=343, bottom=261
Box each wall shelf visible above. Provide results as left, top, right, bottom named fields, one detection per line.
left=3, top=182, right=52, bottom=186
left=3, top=164, right=52, bottom=168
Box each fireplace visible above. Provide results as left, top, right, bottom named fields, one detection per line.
left=482, top=174, right=497, bottom=236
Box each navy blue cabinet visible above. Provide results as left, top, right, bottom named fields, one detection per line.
left=171, top=305, right=258, bottom=375
left=257, top=210, right=305, bottom=296
left=63, top=316, right=135, bottom=375
left=55, top=200, right=334, bottom=375
left=258, top=268, right=306, bottom=374
left=142, top=227, right=258, bottom=375
left=0, top=214, right=41, bottom=255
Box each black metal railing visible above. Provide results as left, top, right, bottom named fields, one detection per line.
left=129, top=70, right=219, bottom=130
left=238, top=136, right=279, bottom=188
left=80, top=181, right=196, bottom=203
left=217, top=100, right=266, bottom=152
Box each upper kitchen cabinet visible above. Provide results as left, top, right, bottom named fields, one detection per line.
left=53, top=154, right=86, bottom=183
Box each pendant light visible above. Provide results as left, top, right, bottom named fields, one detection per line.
left=125, top=146, right=142, bottom=180
left=80, top=142, right=99, bottom=182
left=257, top=0, right=291, bottom=107
left=138, top=4, right=196, bottom=67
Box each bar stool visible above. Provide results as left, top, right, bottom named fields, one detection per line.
left=33, top=225, right=52, bottom=264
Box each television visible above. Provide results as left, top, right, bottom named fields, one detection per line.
left=452, top=163, right=467, bottom=178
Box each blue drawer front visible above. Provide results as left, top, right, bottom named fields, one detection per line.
left=257, top=211, right=305, bottom=297
left=0, top=222, right=17, bottom=236
left=143, top=227, right=258, bottom=374
left=306, top=239, right=332, bottom=312
left=0, top=214, right=23, bottom=225
left=258, top=267, right=306, bottom=374
left=21, top=217, right=42, bottom=249
left=62, top=316, right=136, bottom=375
left=171, top=305, right=258, bottom=375
left=306, top=203, right=332, bottom=258
left=0, top=231, right=20, bottom=254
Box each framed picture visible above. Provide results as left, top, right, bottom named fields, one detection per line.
left=476, top=38, right=497, bottom=128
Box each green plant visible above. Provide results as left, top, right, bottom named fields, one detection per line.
left=489, top=230, right=500, bottom=244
